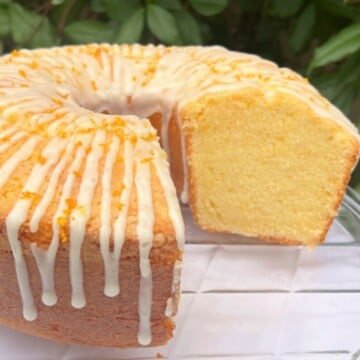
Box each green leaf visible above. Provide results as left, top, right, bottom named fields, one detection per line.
left=317, top=0, right=360, bottom=20
left=189, top=0, right=228, bottom=16
left=103, top=0, right=141, bottom=22
left=312, top=72, right=339, bottom=100
left=51, top=0, right=65, bottom=5
left=64, top=20, right=114, bottom=44
left=9, top=3, right=57, bottom=48
left=289, top=4, right=316, bottom=53
left=49, top=0, right=88, bottom=27
left=115, top=8, right=144, bottom=43
left=312, top=52, right=360, bottom=114
left=269, top=0, right=304, bottom=18
left=309, top=22, right=360, bottom=72
left=175, top=10, right=202, bottom=45
left=333, top=85, right=355, bottom=114
left=153, top=0, right=182, bottom=11
left=235, top=0, right=261, bottom=12
left=146, top=4, right=180, bottom=44
left=0, top=5, right=10, bottom=37
left=91, top=0, right=106, bottom=13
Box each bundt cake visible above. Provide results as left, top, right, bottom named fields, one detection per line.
left=0, top=44, right=358, bottom=347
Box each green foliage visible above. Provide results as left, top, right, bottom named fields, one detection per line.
left=189, top=0, right=228, bottom=16
left=0, top=5, right=10, bottom=37
left=64, top=20, right=115, bottom=44
left=309, top=22, right=360, bottom=72
left=147, top=4, right=180, bottom=44
left=9, top=2, right=56, bottom=48
left=289, top=3, right=315, bottom=53
left=269, top=0, right=304, bottom=18
left=0, top=0, right=359, bottom=184
left=114, top=8, right=145, bottom=43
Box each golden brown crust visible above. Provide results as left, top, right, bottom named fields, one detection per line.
left=0, top=228, right=179, bottom=347
left=0, top=135, right=181, bottom=347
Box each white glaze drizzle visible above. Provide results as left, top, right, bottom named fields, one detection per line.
left=0, top=126, right=17, bottom=140
left=0, top=131, right=26, bottom=154
left=135, top=145, right=154, bottom=346
left=0, top=137, right=38, bottom=188
left=36, top=135, right=92, bottom=308
left=29, top=142, right=75, bottom=306
left=29, top=142, right=75, bottom=233
left=154, top=150, right=185, bottom=317
left=99, top=135, right=120, bottom=297
left=69, top=130, right=105, bottom=309
left=108, top=140, right=135, bottom=296
left=165, top=260, right=182, bottom=317
left=5, top=137, right=65, bottom=320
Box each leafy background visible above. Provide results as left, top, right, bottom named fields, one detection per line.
left=0, top=0, right=359, bottom=188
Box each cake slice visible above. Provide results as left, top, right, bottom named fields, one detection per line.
left=182, top=77, right=359, bottom=246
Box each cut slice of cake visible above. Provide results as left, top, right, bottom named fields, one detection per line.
left=182, top=86, right=359, bottom=246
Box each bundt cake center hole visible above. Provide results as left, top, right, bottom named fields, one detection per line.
left=80, top=100, right=133, bottom=116
left=75, top=95, right=147, bottom=117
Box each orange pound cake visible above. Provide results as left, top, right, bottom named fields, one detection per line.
left=0, top=44, right=358, bottom=347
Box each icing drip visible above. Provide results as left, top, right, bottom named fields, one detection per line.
left=154, top=150, right=185, bottom=318
left=99, top=136, right=120, bottom=296
left=29, top=142, right=75, bottom=306
left=0, top=131, right=26, bottom=153
left=5, top=137, right=66, bottom=320
left=165, top=260, right=182, bottom=318
left=99, top=136, right=120, bottom=297
left=69, top=130, right=105, bottom=309
left=103, top=140, right=134, bottom=297
left=135, top=146, right=154, bottom=346
left=0, top=138, right=38, bottom=188
left=0, top=126, right=17, bottom=140
left=0, top=137, right=39, bottom=320
left=40, top=135, right=92, bottom=308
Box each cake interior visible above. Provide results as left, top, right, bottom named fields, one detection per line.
left=183, top=88, right=358, bottom=246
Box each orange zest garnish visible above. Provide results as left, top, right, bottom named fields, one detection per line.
left=36, top=153, right=46, bottom=165
left=20, top=191, right=39, bottom=201
left=140, top=156, right=153, bottom=163
left=117, top=202, right=125, bottom=211
left=73, top=170, right=81, bottom=177
left=112, top=185, right=125, bottom=197
left=65, top=198, right=76, bottom=210
left=113, top=116, right=126, bottom=127
left=18, top=69, right=27, bottom=78
left=30, top=61, right=38, bottom=69
left=56, top=216, right=68, bottom=243
left=90, top=80, right=97, bottom=91
left=51, top=98, right=64, bottom=107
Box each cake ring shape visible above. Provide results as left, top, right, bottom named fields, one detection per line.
left=0, top=43, right=359, bottom=347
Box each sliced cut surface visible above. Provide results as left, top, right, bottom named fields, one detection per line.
left=183, top=88, right=359, bottom=246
